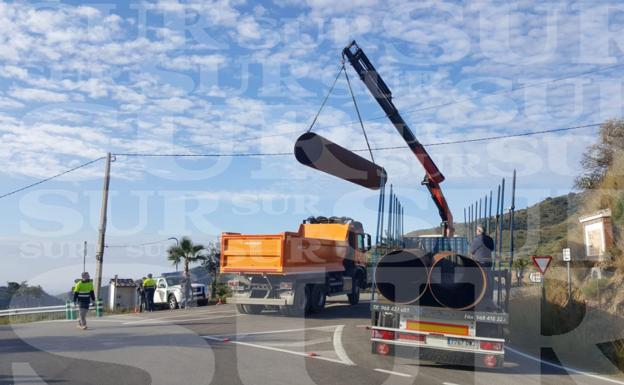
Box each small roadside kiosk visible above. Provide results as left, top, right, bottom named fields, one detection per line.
left=108, top=276, right=137, bottom=311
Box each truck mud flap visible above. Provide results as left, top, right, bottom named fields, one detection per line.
left=228, top=297, right=289, bottom=306
left=373, top=343, right=504, bottom=369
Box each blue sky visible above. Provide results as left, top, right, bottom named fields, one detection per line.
left=1, top=0, right=623, bottom=293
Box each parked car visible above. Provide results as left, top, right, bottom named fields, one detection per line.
left=152, top=276, right=209, bottom=310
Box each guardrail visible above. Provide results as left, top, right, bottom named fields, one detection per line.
left=0, top=305, right=67, bottom=317
left=0, top=300, right=104, bottom=319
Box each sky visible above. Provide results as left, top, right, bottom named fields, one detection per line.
left=0, top=0, right=623, bottom=294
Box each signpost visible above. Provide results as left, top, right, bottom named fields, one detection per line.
left=562, top=248, right=571, bottom=300
left=532, top=255, right=552, bottom=331
left=532, top=255, right=552, bottom=275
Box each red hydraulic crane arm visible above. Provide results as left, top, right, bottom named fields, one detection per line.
left=342, top=41, right=454, bottom=237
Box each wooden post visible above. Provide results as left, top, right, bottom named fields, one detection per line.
left=94, top=153, right=112, bottom=301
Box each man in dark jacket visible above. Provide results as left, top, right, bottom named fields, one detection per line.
left=136, top=277, right=146, bottom=312
left=470, top=225, right=494, bottom=264
left=470, top=226, right=495, bottom=303
left=73, top=272, right=95, bottom=330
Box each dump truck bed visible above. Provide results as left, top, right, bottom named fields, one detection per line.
left=220, top=223, right=352, bottom=275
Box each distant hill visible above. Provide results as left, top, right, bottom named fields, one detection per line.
left=405, top=192, right=589, bottom=259
left=0, top=282, right=64, bottom=309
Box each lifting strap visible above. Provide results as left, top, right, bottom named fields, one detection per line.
left=344, top=65, right=375, bottom=163
left=306, top=65, right=345, bottom=133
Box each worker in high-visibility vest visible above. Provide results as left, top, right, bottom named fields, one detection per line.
left=73, top=272, right=95, bottom=330
left=143, top=274, right=157, bottom=312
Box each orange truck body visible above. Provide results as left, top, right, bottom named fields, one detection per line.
left=221, top=223, right=366, bottom=275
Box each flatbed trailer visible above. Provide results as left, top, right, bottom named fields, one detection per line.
left=370, top=301, right=508, bottom=368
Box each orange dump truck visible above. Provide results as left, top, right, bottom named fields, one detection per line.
left=221, top=216, right=371, bottom=316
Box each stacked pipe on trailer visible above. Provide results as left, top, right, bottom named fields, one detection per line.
left=374, top=249, right=488, bottom=310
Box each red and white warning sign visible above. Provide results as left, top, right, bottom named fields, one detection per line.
left=531, top=255, right=552, bottom=274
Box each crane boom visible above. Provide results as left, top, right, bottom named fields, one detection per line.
left=342, top=41, right=454, bottom=237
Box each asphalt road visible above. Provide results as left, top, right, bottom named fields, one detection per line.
left=1, top=295, right=623, bottom=385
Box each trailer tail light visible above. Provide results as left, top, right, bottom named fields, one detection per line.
left=480, top=341, right=503, bottom=351
left=376, top=342, right=391, bottom=355
left=398, top=333, right=425, bottom=342
left=372, top=330, right=395, bottom=340
left=484, top=354, right=498, bottom=368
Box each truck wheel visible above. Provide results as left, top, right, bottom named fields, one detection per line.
left=168, top=295, right=179, bottom=310
left=286, top=284, right=309, bottom=317
left=243, top=304, right=263, bottom=314
left=348, top=278, right=360, bottom=305
left=236, top=304, right=248, bottom=314
left=310, top=285, right=326, bottom=313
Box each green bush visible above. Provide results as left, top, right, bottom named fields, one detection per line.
left=215, top=283, right=231, bottom=298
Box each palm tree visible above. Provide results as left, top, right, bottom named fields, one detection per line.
left=167, top=237, right=206, bottom=307
left=167, top=237, right=206, bottom=278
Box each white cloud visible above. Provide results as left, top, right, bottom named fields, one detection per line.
left=0, top=65, right=28, bottom=80
left=0, top=96, right=24, bottom=109
left=9, top=87, right=69, bottom=102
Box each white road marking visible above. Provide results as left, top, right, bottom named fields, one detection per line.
left=12, top=362, right=47, bottom=384
left=507, top=346, right=624, bottom=385
left=442, top=382, right=461, bottom=385
left=261, top=337, right=332, bottom=348
left=203, top=335, right=347, bottom=365
left=122, top=310, right=236, bottom=324
left=123, top=314, right=241, bottom=325
left=203, top=325, right=339, bottom=338
left=333, top=325, right=356, bottom=366
left=373, top=368, right=413, bottom=378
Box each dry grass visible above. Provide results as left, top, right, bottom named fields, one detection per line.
left=0, top=311, right=67, bottom=325
left=509, top=282, right=624, bottom=374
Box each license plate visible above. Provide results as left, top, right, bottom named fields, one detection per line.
left=448, top=338, right=476, bottom=348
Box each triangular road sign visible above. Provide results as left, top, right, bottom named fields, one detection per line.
left=531, top=255, right=552, bottom=274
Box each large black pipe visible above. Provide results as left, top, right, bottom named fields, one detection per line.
left=374, top=249, right=431, bottom=304
left=428, top=254, right=487, bottom=310
left=294, top=132, right=387, bottom=190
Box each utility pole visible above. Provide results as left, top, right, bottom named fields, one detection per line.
left=83, top=241, right=87, bottom=273
left=94, top=152, right=112, bottom=301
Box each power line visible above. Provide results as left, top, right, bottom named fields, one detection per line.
left=115, top=151, right=292, bottom=157
left=114, top=123, right=600, bottom=158
left=0, top=122, right=601, bottom=200
left=421, top=123, right=601, bottom=147
left=105, top=238, right=174, bottom=248
left=0, top=156, right=105, bottom=199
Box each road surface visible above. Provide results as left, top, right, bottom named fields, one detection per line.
left=1, top=295, right=623, bottom=385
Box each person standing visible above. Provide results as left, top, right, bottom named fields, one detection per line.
left=136, top=277, right=146, bottom=312
left=470, top=225, right=495, bottom=303
left=73, top=272, right=95, bottom=330
left=143, top=274, right=156, bottom=312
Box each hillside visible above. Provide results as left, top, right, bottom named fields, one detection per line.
left=405, top=191, right=589, bottom=259
left=0, top=282, right=64, bottom=310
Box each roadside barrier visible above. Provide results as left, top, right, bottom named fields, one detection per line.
left=96, top=299, right=103, bottom=317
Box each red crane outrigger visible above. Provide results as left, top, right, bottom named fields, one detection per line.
left=342, top=41, right=454, bottom=237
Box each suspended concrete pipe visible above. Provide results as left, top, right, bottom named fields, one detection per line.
left=294, top=132, right=387, bottom=190
left=428, top=253, right=487, bottom=311
left=374, top=248, right=431, bottom=304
